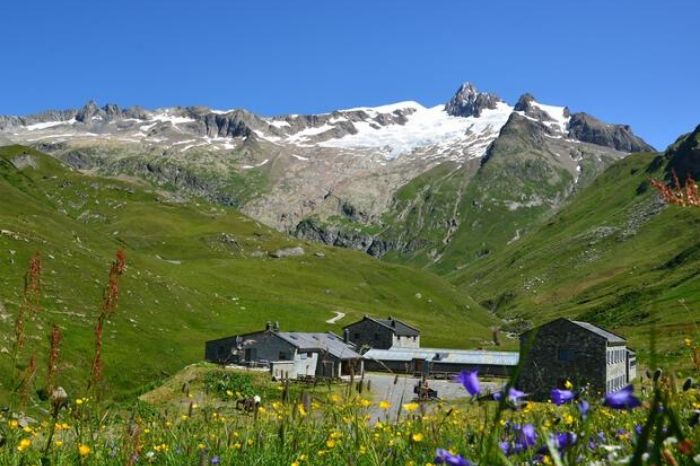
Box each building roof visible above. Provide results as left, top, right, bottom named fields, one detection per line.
left=276, top=332, right=361, bottom=360
left=363, top=347, right=519, bottom=366
left=570, top=320, right=626, bottom=344
left=345, top=316, right=420, bottom=337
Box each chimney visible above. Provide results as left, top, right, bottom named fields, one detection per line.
left=273, top=321, right=280, bottom=332
left=343, top=328, right=350, bottom=344
left=265, top=321, right=272, bottom=331
left=388, top=316, right=396, bottom=327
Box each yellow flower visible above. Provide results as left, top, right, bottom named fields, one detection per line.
left=226, top=390, right=234, bottom=397
left=564, top=380, right=573, bottom=390
left=232, top=442, right=241, bottom=450
left=685, top=338, right=693, bottom=347
left=330, top=430, right=342, bottom=440
left=17, top=438, right=31, bottom=452
left=54, top=440, right=63, bottom=448
left=292, top=463, right=300, bottom=466
left=563, top=414, right=574, bottom=426
left=379, top=400, right=391, bottom=410
left=8, top=419, right=19, bottom=428
left=403, top=402, right=419, bottom=412
left=297, top=404, right=307, bottom=417
left=412, top=432, right=424, bottom=442
left=326, top=439, right=336, bottom=448
left=359, top=398, right=372, bottom=408
left=542, top=455, right=552, bottom=465
left=78, top=444, right=91, bottom=457
left=198, top=443, right=206, bottom=450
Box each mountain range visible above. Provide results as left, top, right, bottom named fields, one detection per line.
left=0, top=82, right=654, bottom=271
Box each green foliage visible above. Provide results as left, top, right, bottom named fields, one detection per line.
left=203, top=371, right=255, bottom=399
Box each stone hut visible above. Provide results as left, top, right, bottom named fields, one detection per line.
left=517, top=318, right=636, bottom=399
left=343, top=315, right=420, bottom=350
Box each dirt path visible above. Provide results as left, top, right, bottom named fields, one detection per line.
left=325, top=311, right=346, bottom=324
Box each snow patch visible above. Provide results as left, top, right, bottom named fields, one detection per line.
left=25, top=119, right=76, bottom=130
left=319, top=102, right=513, bottom=160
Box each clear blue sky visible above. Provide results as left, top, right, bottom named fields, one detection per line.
left=2, top=0, right=698, bottom=149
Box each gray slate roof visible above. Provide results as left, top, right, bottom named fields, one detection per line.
left=363, top=347, right=519, bottom=366
left=570, top=320, right=626, bottom=344
left=345, top=316, right=420, bottom=337
left=276, top=332, right=361, bottom=360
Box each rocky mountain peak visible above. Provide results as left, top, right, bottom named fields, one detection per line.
left=567, top=112, right=655, bottom=153
left=76, top=100, right=99, bottom=122
left=444, top=82, right=501, bottom=118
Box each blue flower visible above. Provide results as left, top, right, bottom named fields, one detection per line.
left=435, top=448, right=472, bottom=466
left=550, top=388, right=575, bottom=406
left=603, top=385, right=641, bottom=409
left=577, top=399, right=590, bottom=419
left=211, top=456, right=220, bottom=465
left=517, top=423, right=537, bottom=448
left=553, top=432, right=577, bottom=450
left=493, top=387, right=526, bottom=404
left=456, top=370, right=481, bottom=396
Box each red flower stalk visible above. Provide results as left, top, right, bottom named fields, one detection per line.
left=46, top=324, right=62, bottom=396
left=650, top=171, right=700, bottom=207
left=20, top=352, right=38, bottom=410
left=14, top=253, right=42, bottom=352
left=89, top=250, right=126, bottom=392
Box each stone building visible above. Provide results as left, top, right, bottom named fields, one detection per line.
left=517, top=318, right=637, bottom=399
left=204, top=322, right=362, bottom=379
left=343, top=316, right=420, bottom=350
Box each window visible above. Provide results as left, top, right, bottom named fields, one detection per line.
left=278, top=352, right=289, bottom=361
left=353, top=333, right=360, bottom=340
left=557, top=347, right=575, bottom=362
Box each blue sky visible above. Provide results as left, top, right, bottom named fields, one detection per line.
left=1, top=0, right=698, bottom=149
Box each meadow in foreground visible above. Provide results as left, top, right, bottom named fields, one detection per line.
left=0, top=362, right=698, bottom=465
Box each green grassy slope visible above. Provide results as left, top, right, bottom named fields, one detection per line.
left=451, top=144, right=700, bottom=370
left=0, top=145, right=496, bottom=401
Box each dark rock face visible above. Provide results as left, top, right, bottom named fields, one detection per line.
left=567, top=112, right=654, bottom=153
left=664, top=124, right=700, bottom=181
left=444, top=82, right=501, bottom=118
left=514, top=93, right=557, bottom=121
left=294, top=218, right=395, bottom=257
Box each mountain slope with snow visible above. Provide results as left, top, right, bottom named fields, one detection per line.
left=0, top=82, right=653, bottom=270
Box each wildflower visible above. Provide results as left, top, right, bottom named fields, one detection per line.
left=326, top=439, right=336, bottom=448
left=685, top=338, right=693, bottom=348
left=403, top=402, right=420, bottom=412
left=563, top=413, right=574, bottom=425
left=517, top=424, right=537, bottom=448
left=198, top=443, right=206, bottom=450
left=8, top=419, right=18, bottom=428
left=550, top=388, right=575, bottom=405
left=412, top=432, right=425, bottom=442
left=563, top=380, right=573, bottom=390
left=17, top=438, right=31, bottom=452
left=359, top=398, right=371, bottom=408
left=553, top=432, right=577, bottom=450
left=78, top=444, right=91, bottom=457
left=211, top=455, right=220, bottom=465
left=493, top=387, right=526, bottom=404
left=603, top=385, right=641, bottom=409
left=434, top=448, right=472, bottom=465
left=379, top=400, right=391, bottom=410
left=456, top=370, right=480, bottom=396
left=578, top=399, right=590, bottom=419
left=54, top=440, right=63, bottom=448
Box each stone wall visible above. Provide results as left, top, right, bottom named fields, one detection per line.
left=518, top=319, right=607, bottom=399
left=345, top=318, right=394, bottom=349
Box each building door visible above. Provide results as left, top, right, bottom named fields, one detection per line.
left=244, top=348, right=257, bottom=362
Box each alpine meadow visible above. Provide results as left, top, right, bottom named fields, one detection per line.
left=0, top=1, right=699, bottom=465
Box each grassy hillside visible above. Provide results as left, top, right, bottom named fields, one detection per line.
left=0, top=145, right=497, bottom=401
left=451, top=145, right=700, bottom=371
